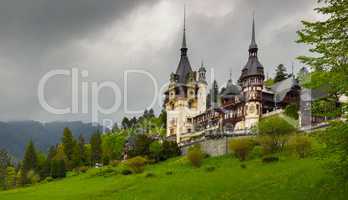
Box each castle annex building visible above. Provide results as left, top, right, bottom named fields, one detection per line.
left=164, top=16, right=301, bottom=144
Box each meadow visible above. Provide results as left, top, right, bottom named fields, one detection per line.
left=0, top=153, right=347, bottom=200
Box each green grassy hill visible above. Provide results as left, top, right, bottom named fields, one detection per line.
left=1, top=155, right=347, bottom=200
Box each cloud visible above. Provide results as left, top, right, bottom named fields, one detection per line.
left=0, top=0, right=321, bottom=123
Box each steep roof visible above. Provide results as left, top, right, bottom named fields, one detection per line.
left=240, top=15, right=264, bottom=80
left=271, top=77, right=299, bottom=102
left=175, top=8, right=193, bottom=84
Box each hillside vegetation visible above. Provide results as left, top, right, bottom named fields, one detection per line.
left=0, top=155, right=347, bottom=200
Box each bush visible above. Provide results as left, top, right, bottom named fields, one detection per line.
left=78, top=166, right=89, bottom=173
left=187, top=145, right=204, bottom=168
left=162, top=141, right=181, bottom=160
left=110, top=160, right=120, bottom=167
left=44, top=176, right=54, bottom=183
left=257, top=116, right=295, bottom=152
left=262, top=156, right=279, bottom=163
left=205, top=166, right=215, bottom=172
left=95, top=167, right=117, bottom=177
left=229, top=138, right=254, bottom=161
left=289, top=135, right=312, bottom=158
left=145, top=172, right=156, bottom=178
left=165, top=171, right=173, bottom=175
left=125, top=156, right=147, bottom=174
left=250, top=146, right=263, bottom=158
left=321, top=122, right=348, bottom=180
left=240, top=164, right=247, bottom=169
left=120, top=166, right=132, bottom=175
left=285, top=104, right=299, bottom=119
left=27, top=170, right=40, bottom=185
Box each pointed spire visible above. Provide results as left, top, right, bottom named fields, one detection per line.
left=229, top=69, right=233, bottom=81
left=201, top=59, right=204, bottom=68
left=181, top=5, right=187, bottom=51
left=249, top=12, right=258, bottom=51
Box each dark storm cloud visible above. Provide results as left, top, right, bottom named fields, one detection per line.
left=0, top=0, right=319, bottom=122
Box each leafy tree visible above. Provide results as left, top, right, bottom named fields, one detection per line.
left=112, top=123, right=120, bottom=132
left=229, top=138, right=254, bottom=161
left=71, top=143, right=81, bottom=168
left=90, top=132, right=103, bottom=165
left=274, top=64, right=288, bottom=83
left=321, top=122, right=348, bottom=181
left=289, top=134, right=312, bottom=158
left=264, top=78, right=274, bottom=87
left=158, top=109, right=167, bottom=129
left=149, top=141, right=163, bottom=162
left=61, top=127, right=75, bottom=161
left=162, top=141, right=181, bottom=159
left=128, top=134, right=153, bottom=158
left=187, top=145, right=204, bottom=168
left=257, top=116, right=295, bottom=152
left=285, top=104, right=299, bottom=119
left=297, top=0, right=348, bottom=117
left=102, top=133, right=126, bottom=161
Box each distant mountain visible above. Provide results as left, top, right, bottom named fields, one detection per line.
left=0, top=121, right=105, bottom=160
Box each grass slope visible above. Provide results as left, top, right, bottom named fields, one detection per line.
left=0, top=156, right=347, bottom=200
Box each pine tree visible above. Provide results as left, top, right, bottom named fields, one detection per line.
left=274, top=64, right=288, bottom=83
left=78, top=134, right=86, bottom=165
left=61, top=128, right=75, bottom=161
left=23, top=141, right=38, bottom=173
left=90, top=132, right=102, bottom=166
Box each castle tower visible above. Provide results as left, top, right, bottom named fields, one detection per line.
left=239, top=15, right=265, bottom=129
left=164, top=8, right=206, bottom=143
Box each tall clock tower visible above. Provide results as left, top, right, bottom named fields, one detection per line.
left=239, top=16, right=265, bottom=129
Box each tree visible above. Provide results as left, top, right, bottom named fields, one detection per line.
left=229, top=138, right=254, bottom=161
left=149, top=141, right=163, bottom=162
left=90, top=132, right=103, bottom=165
left=40, top=146, right=56, bottom=179
left=257, top=116, right=295, bottom=152
left=128, top=134, right=153, bottom=158
left=23, top=141, right=38, bottom=173
left=321, top=122, right=348, bottom=181
left=121, top=117, right=131, bottom=129
left=50, top=160, right=66, bottom=179
left=297, top=0, right=348, bottom=117
left=274, top=64, right=288, bottom=83
left=61, top=127, right=75, bottom=161
left=0, top=149, right=11, bottom=190
left=78, top=134, right=87, bottom=165
left=187, top=145, right=204, bottom=168
left=5, top=167, right=16, bottom=190
left=102, top=133, right=126, bottom=161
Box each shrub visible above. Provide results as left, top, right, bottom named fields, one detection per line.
left=289, top=135, right=312, bottom=158
left=285, top=104, right=299, bottom=119
left=125, top=156, right=147, bottom=174
left=187, top=145, right=204, bottom=168
left=149, top=141, right=163, bottom=162
left=250, top=145, right=263, bottom=158
left=240, top=164, right=247, bottom=169
left=95, top=167, right=117, bottom=177
left=110, top=160, right=120, bottom=167
left=165, top=171, right=173, bottom=175
left=229, top=138, right=254, bottom=161
left=321, top=122, right=348, bottom=180
left=162, top=141, right=181, bottom=160
left=120, top=167, right=132, bottom=175
left=27, top=170, right=40, bottom=185
left=78, top=166, right=89, bottom=173
left=257, top=116, right=295, bottom=152
left=205, top=166, right=215, bottom=172
left=145, top=172, right=156, bottom=178
left=44, top=176, right=54, bottom=183
left=262, top=156, right=279, bottom=163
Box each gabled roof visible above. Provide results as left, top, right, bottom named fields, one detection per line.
left=271, top=77, right=299, bottom=102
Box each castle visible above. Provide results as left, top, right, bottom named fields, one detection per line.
left=164, top=16, right=301, bottom=144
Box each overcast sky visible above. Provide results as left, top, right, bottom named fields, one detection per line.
left=0, top=0, right=323, bottom=123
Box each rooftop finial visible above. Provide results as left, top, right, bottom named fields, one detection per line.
left=182, top=5, right=187, bottom=50
left=249, top=11, right=258, bottom=50
left=201, top=59, right=204, bottom=68
left=229, top=69, right=233, bottom=81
